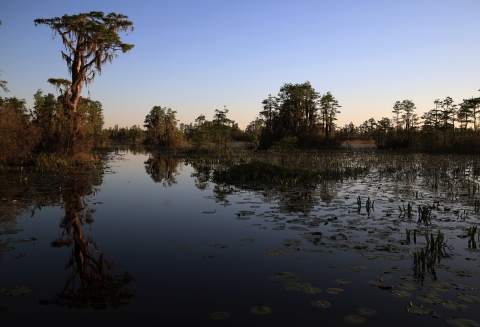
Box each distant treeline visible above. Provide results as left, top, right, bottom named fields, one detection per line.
left=109, top=82, right=480, bottom=153
left=2, top=83, right=480, bottom=166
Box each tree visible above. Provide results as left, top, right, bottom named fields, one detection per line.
left=34, top=12, right=134, bottom=156
left=401, top=100, right=416, bottom=144
left=144, top=106, right=183, bottom=148
left=260, top=94, right=277, bottom=148
left=319, top=92, right=341, bottom=141
left=246, top=118, right=264, bottom=150
left=392, top=101, right=403, bottom=136
left=0, top=97, right=41, bottom=164
left=212, top=106, right=234, bottom=154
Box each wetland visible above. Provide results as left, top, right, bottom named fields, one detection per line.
left=1, top=146, right=480, bottom=326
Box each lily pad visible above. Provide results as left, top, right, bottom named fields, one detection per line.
left=250, top=305, right=272, bottom=314
left=392, top=290, right=411, bottom=298
left=357, top=308, right=377, bottom=316
left=344, top=315, right=366, bottom=324
left=0, top=229, right=22, bottom=235
left=447, top=317, right=480, bottom=327
left=453, top=283, right=479, bottom=291
left=266, top=247, right=287, bottom=257
left=456, top=269, right=474, bottom=277
left=301, top=284, right=322, bottom=294
left=241, top=238, right=254, bottom=242
left=0, top=244, right=14, bottom=252
left=326, top=287, right=344, bottom=295
left=13, top=237, right=37, bottom=244
left=443, top=301, right=469, bottom=311
left=3, top=285, right=36, bottom=296
left=406, top=304, right=441, bottom=317
left=283, top=281, right=303, bottom=291
left=428, top=281, right=452, bottom=292
left=416, top=294, right=442, bottom=304
left=399, top=283, right=420, bottom=291
left=202, top=254, right=217, bottom=259
left=283, top=239, right=301, bottom=246
left=457, top=294, right=480, bottom=303
left=335, top=279, right=351, bottom=285
left=311, top=300, right=331, bottom=308
left=14, top=251, right=27, bottom=259
left=367, top=280, right=384, bottom=287
left=268, top=272, right=301, bottom=282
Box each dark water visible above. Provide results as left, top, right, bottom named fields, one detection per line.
left=1, top=147, right=479, bottom=326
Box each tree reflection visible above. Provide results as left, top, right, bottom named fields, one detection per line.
left=40, top=169, right=135, bottom=309
left=189, top=159, right=213, bottom=191
left=144, top=155, right=180, bottom=187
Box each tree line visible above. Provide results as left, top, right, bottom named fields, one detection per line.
left=2, top=11, right=480, bottom=166
left=336, top=94, right=480, bottom=152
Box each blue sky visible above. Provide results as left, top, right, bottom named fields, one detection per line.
left=1, top=0, right=479, bottom=129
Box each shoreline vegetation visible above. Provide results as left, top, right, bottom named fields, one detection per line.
left=1, top=11, right=479, bottom=169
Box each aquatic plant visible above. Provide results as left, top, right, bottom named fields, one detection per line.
left=418, top=205, right=432, bottom=225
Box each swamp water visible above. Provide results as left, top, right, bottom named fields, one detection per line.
left=1, top=146, right=480, bottom=326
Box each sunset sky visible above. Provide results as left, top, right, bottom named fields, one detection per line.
left=1, top=0, right=479, bottom=129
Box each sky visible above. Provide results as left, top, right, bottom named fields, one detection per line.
left=1, top=0, right=479, bottom=130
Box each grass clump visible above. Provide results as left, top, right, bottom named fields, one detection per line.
left=213, top=161, right=322, bottom=186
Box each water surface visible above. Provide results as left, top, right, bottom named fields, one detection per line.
left=1, top=147, right=480, bottom=326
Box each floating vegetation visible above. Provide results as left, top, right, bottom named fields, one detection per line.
left=443, top=301, right=470, bottom=311
left=457, top=294, right=480, bottom=303
left=14, top=250, right=27, bottom=259
left=3, top=285, right=36, bottom=296
left=267, top=272, right=301, bottom=282
left=284, top=282, right=321, bottom=294
left=406, top=304, right=441, bottom=317
left=351, top=265, right=367, bottom=273
left=416, top=292, right=442, bottom=304
left=0, top=244, right=14, bottom=252
left=446, top=317, right=480, bottom=327
left=13, top=237, right=37, bottom=244
left=399, top=283, right=420, bottom=291
left=311, top=300, right=331, bottom=308
left=0, top=229, right=22, bottom=235
left=250, top=304, right=272, bottom=314
left=452, top=283, right=479, bottom=291
left=326, top=288, right=344, bottom=295
left=334, top=279, right=351, bottom=285
left=7, top=149, right=480, bottom=324
left=392, top=290, right=411, bottom=298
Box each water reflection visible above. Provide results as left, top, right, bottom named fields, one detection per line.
left=189, top=159, right=212, bottom=191
left=41, top=168, right=135, bottom=309
left=144, top=155, right=181, bottom=187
